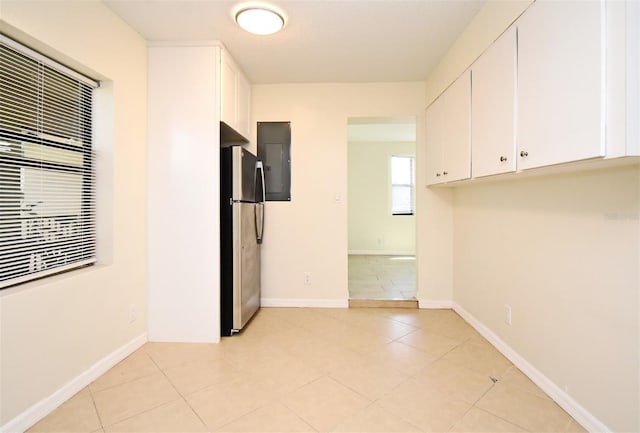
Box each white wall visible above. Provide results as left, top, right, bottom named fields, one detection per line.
left=348, top=140, right=416, bottom=254
left=251, top=83, right=428, bottom=306
left=424, top=0, right=640, bottom=431
left=0, top=1, right=147, bottom=428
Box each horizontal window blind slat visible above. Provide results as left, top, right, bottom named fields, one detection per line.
left=0, top=35, right=99, bottom=88
left=0, top=246, right=96, bottom=261
left=0, top=258, right=96, bottom=289
left=0, top=247, right=95, bottom=257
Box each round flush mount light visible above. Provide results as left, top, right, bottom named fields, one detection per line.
left=234, top=4, right=286, bottom=35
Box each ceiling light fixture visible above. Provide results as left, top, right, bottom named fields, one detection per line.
left=235, top=5, right=285, bottom=35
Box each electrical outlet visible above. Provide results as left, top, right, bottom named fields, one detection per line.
left=304, top=272, right=312, bottom=286
left=129, top=304, right=137, bottom=324
left=504, top=304, right=512, bottom=326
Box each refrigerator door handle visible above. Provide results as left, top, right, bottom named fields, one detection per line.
left=255, top=202, right=264, bottom=244
left=256, top=161, right=266, bottom=204
left=255, top=161, right=265, bottom=244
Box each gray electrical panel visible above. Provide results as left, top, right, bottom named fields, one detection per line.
left=257, top=122, right=291, bottom=201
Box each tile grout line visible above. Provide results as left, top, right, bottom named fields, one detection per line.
left=322, top=319, right=472, bottom=430
left=87, top=385, right=105, bottom=431
left=472, top=405, right=534, bottom=433
left=104, top=349, right=204, bottom=432
left=87, top=350, right=161, bottom=395
left=217, top=397, right=319, bottom=433
left=150, top=353, right=217, bottom=433
left=277, top=375, right=332, bottom=432
left=85, top=351, right=170, bottom=431
left=464, top=364, right=535, bottom=433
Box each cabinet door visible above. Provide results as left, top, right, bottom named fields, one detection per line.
left=425, top=91, right=445, bottom=185
left=221, top=50, right=251, bottom=139
left=442, top=70, right=471, bottom=183
left=236, top=70, right=251, bottom=139
left=426, top=70, right=471, bottom=185
left=220, top=51, right=237, bottom=130
left=517, top=0, right=605, bottom=170
left=472, top=27, right=516, bottom=178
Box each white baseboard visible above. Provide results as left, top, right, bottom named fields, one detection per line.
left=452, top=303, right=610, bottom=433
left=418, top=299, right=454, bottom=309
left=348, top=250, right=416, bottom=256
left=261, top=298, right=348, bottom=308
left=1, top=333, right=147, bottom=433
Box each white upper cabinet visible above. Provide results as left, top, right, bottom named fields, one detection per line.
left=221, top=55, right=236, bottom=127
left=426, top=70, right=471, bottom=185
left=427, top=0, right=638, bottom=188
left=236, top=71, right=251, bottom=140
left=426, top=88, right=445, bottom=185
left=516, top=0, right=605, bottom=170
left=221, top=49, right=251, bottom=139
left=471, top=26, right=517, bottom=178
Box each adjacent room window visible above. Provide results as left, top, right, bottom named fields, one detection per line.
left=390, top=155, right=415, bottom=215
left=0, top=36, right=99, bottom=289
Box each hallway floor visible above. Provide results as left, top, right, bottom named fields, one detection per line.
left=28, top=308, right=585, bottom=433
left=348, top=255, right=416, bottom=300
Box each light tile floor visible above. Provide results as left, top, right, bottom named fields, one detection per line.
left=27, top=308, right=586, bottom=433
left=349, top=255, right=416, bottom=300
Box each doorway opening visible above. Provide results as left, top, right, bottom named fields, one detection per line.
left=347, top=117, right=417, bottom=305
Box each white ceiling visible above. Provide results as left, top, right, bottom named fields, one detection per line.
left=103, top=0, right=485, bottom=84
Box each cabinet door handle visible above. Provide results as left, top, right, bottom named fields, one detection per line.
left=500, top=156, right=508, bottom=162
left=443, top=171, right=448, bottom=176
left=436, top=173, right=441, bottom=177
left=520, top=151, right=528, bottom=157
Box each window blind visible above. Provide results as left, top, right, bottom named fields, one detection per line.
left=391, top=155, right=415, bottom=216
left=0, top=35, right=98, bottom=288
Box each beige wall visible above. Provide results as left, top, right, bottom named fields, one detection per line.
left=348, top=140, right=416, bottom=254
left=425, top=0, right=640, bottom=430
left=453, top=167, right=639, bottom=432
left=251, top=83, right=429, bottom=305
left=0, top=0, right=147, bottom=426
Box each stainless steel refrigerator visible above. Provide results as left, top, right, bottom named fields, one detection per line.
left=220, top=145, right=265, bottom=336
